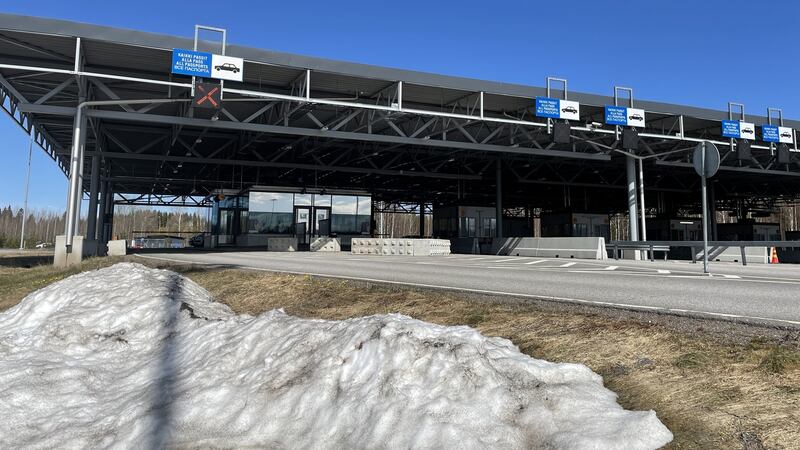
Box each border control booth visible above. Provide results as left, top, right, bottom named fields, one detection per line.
left=210, top=188, right=371, bottom=251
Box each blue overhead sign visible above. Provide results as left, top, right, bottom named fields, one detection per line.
left=535, top=97, right=560, bottom=118
left=762, top=125, right=780, bottom=143
left=171, top=48, right=212, bottom=78
left=604, top=106, right=627, bottom=125
left=535, top=97, right=580, bottom=121
left=762, top=125, right=794, bottom=144
left=721, top=120, right=755, bottom=140
left=604, top=106, right=646, bottom=127
left=721, top=120, right=740, bottom=138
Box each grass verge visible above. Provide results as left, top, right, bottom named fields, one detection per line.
left=2, top=259, right=799, bottom=449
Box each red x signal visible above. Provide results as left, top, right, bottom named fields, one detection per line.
left=194, top=82, right=221, bottom=110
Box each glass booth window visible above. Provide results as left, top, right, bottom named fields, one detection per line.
left=248, top=192, right=294, bottom=234
left=314, top=194, right=332, bottom=206
left=331, top=195, right=371, bottom=234
left=294, top=194, right=312, bottom=206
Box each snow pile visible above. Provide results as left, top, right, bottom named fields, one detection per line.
left=0, top=263, right=672, bottom=449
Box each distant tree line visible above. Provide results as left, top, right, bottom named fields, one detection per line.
left=0, top=205, right=209, bottom=248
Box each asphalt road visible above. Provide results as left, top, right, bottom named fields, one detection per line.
left=138, top=251, right=800, bottom=328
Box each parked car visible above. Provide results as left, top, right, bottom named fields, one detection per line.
left=214, top=62, right=240, bottom=73
left=189, top=234, right=205, bottom=248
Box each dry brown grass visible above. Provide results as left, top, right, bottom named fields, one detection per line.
left=2, top=261, right=799, bottom=449
left=190, top=269, right=800, bottom=450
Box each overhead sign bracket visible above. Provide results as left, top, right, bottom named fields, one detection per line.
left=194, top=25, right=227, bottom=98
left=545, top=77, right=568, bottom=134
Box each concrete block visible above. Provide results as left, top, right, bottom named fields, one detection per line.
left=267, top=237, right=298, bottom=252
left=53, top=235, right=94, bottom=267
left=237, top=234, right=269, bottom=247
left=492, top=237, right=607, bottom=260
left=107, top=240, right=127, bottom=256
left=311, top=237, right=341, bottom=252
left=350, top=238, right=451, bottom=256
left=712, top=247, right=769, bottom=264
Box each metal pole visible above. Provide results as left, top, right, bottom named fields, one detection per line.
left=496, top=159, right=503, bottom=238
left=63, top=98, right=190, bottom=250
left=626, top=156, right=639, bottom=259
left=701, top=142, right=709, bottom=274
left=418, top=202, right=425, bottom=238
left=637, top=158, right=647, bottom=260
left=97, top=178, right=109, bottom=242
left=64, top=106, right=84, bottom=249
left=19, top=127, right=34, bottom=250
left=86, top=155, right=100, bottom=242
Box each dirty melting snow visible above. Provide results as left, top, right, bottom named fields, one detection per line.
left=0, top=263, right=672, bottom=449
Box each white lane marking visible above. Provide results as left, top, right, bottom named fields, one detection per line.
left=525, top=260, right=547, bottom=265
left=604, top=266, right=619, bottom=271
left=559, top=262, right=577, bottom=267
left=465, top=257, right=488, bottom=261
left=721, top=274, right=741, bottom=279
left=657, top=269, right=671, bottom=274
left=135, top=254, right=800, bottom=328
left=493, top=258, right=520, bottom=263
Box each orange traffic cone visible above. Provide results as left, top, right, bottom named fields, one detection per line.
left=770, top=247, right=780, bottom=264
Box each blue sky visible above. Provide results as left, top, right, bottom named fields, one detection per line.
left=2, top=0, right=800, bottom=211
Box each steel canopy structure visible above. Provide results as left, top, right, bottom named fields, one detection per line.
left=1, top=13, right=799, bottom=250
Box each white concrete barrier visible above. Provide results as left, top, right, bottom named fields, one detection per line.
left=492, top=237, right=607, bottom=260
left=53, top=236, right=96, bottom=267
left=311, top=237, right=341, bottom=252
left=267, top=237, right=298, bottom=252
left=351, top=238, right=451, bottom=256
left=712, top=247, right=769, bottom=264
left=107, top=240, right=127, bottom=256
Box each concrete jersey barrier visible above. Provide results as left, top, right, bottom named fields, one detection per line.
left=492, top=237, right=607, bottom=260
left=351, top=238, right=451, bottom=256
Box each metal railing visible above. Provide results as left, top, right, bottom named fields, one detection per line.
left=610, top=240, right=800, bottom=265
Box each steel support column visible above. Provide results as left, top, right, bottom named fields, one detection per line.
left=496, top=159, right=503, bottom=238
left=64, top=102, right=86, bottom=248
left=419, top=202, right=425, bottom=238
left=626, top=156, right=640, bottom=258
left=97, top=178, right=109, bottom=243
left=107, top=194, right=115, bottom=242
left=86, top=154, right=100, bottom=242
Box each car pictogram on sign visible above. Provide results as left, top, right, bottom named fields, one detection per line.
left=628, top=114, right=644, bottom=122
left=781, top=131, right=793, bottom=138
left=214, top=62, right=240, bottom=73
left=742, top=127, right=754, bottom=134
left=561, top=106, right=578, bottom=114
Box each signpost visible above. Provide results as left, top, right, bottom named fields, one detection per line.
left=721, top=120, right=755, bottom=140
left=172, top=48, right=243, bottom=82
left=604, top=105, right=646, bottom=128
left=762, top=124, right=794, bottom=144
left=692, top=141, right=720, bottom=274
left=535, top=97, right=580, bottom=121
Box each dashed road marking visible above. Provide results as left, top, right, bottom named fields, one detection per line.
left=657, top=269, right=671, bottom=274
left=559, top=262, right=577, bottom=267
left=493, top=258, right=520, bottom=263
left=603, top=266, right=618, bottom=271
left=525, top=260, right=546, bottom=265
